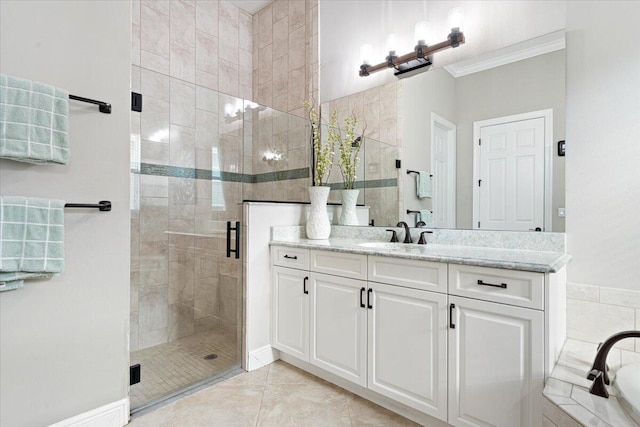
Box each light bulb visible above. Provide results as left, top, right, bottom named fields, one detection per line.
left=360, top=44, right=373, bottom=65
left=414, top=21, right=429, bottom=44
left=386, top=33, right=398, bottom=54
left=448, top=7, right=464, bottom=32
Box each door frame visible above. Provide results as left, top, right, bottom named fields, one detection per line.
left=431, top=113, right=457, bottom=228
left=472, top=109, right=553, bottom=231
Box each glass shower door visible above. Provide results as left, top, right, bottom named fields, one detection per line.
left=129, top=67, right=244, bottom=410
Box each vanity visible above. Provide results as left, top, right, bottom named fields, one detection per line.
left=269, top=226, right=569, bottom=427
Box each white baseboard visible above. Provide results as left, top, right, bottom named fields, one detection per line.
left=48, top=398, right=129, bottom=427
left=247, top=345, right=279, bottom=371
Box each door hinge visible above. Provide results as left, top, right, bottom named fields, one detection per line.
left=479, top=138, right=481, bottom=145
left=131, top=92, right=142, bottom=112
left=130, top=364, right=141, bottom=385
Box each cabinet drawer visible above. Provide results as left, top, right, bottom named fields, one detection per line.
left=368, top=256, right=447, bottom=293
left=311, top=250, right=367, bottom=280
left=272, top=246, right=310, bottom=270
left=448, top=264, right=544, bottom=310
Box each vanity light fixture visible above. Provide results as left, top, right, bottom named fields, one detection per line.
left=359, top=9, right=466, bottom=78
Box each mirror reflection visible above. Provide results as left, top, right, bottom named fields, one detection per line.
left=322, top=35, right=566, bottom=231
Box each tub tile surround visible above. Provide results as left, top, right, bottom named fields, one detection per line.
left=544, top=339, right=640, bottom=426
left=567, top=283, right=640, bottom=353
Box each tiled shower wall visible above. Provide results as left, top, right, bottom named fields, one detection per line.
left=253, top=0, right=319, bottom=118
left=321, top=82, right=402, bottom=226
left=130, top=0, right=251, bottom=351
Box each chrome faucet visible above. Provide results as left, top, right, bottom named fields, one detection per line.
left=587, top=330, right=640, bottom=398
left=396, top=221, right=412, bottom=243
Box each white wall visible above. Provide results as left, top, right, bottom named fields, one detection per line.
left=565, top=1, right=640, bottom=291
left=319, top=0, right=566, bottom=103
left=0, top=1, right=131, bottom=426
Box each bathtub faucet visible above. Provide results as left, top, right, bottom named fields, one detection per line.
left=587, top=330, right=640, bottom=398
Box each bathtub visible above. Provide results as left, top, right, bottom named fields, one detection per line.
left=615, top=363, right=640, bottom=425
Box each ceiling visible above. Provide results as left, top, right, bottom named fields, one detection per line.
left=227, top=0, right=271, bottom=15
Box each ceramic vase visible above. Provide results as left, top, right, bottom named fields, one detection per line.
left=339, top=189, right=359, bottom=226
left=306, top=186, right=331, bottom=239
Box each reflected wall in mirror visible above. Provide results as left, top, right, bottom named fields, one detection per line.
left=321, top=34, right=566, bottom=231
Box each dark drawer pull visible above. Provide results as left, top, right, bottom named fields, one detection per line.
left=283, top=255, right=298, bottom=260
left=477, top=279, right=507, bottom=289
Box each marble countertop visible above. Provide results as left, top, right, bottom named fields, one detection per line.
left=544, top=339, right=640, bottom=426
left=269, top=237, right=570, bottom=273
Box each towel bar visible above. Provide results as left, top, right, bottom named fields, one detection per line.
left=64, top=201, right=111, bottom=211
left=406, top=169, right=432, bottom=176
left=69, top=94, right=111, bottom=114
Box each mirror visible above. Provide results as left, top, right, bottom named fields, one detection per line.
left=321, top=35, right=565, bottom=231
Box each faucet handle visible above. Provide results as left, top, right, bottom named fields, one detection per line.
left=416, top=221, right=426, bottom=227
left=386, top=229, right=399, bottom=243
left=418, top=230, right=433, bottom=245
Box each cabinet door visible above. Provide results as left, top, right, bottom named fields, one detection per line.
left=272, top=266, right=309, bottom=362
left=368, top=282, right=448, bottom=421
left=310, top=272, right=367, bottom=387
left=448, top=296, right=543, bottom=427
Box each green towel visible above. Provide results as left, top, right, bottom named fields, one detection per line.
left=416, top=171, right=432, bottom=198
left=0, top=197, right=65, bottom=291
left=0, top=74, right=70, bottom=164
left=418, top=209, right=433, bottom=228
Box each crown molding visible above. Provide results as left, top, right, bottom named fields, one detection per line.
left=444, top=30, right=565, bottom=78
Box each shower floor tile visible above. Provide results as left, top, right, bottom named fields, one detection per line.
left=130, top=329, right=240, bottom=409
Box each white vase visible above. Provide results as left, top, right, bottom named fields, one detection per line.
left=306, top=186, right=331, bottom=239
left=339, top=189, right=359, bottom=226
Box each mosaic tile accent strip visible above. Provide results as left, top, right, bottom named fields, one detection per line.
left=138, top=162, right=309, bottom=184
left=328, top=178, right=398, bottom=190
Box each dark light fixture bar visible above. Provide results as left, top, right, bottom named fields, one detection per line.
left=359, top=30, right=465, bottom=78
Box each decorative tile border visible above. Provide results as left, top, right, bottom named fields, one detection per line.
left=136, top=162, right=398, bottom=188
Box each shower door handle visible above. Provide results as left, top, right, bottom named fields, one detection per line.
left=226, top=221, right=240, bottom=259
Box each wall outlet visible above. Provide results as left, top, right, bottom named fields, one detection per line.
left=558, top=207, right=566, bottom=218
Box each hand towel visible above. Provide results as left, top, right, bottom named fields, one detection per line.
left=0, top=74, right=70, bottom=164
left=418, top=210, right=433, bottom=228
left=0, top=197, right=65, bottom=292
left=416, top=172, right=432, bottom=199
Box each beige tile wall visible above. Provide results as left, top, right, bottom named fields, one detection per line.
left=131, top=0, right=250, bottom=351
left=321, top=82, right=402, bottom=226
left=566, top=283, right=640, bottom=353
left=253, top=0, right=319, bottom=118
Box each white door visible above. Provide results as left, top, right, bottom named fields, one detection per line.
left=432, top=113, right=456, bottom=228
left=368, top=282, right=448, bottom=421
left=475, top=115, right=546, bottom=231
left=271, top=266, right=309, bottom=362
left=309, top=272, right=368, bottom=386
left=448, top=296, right=544, bottom=427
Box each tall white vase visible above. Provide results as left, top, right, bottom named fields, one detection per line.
left=307, top=186, right=331, bottom=239
left=339, top=189, right=359, bottom=226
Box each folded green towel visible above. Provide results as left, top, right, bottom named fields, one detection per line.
left=0, top=197, right=65, bottom=291
left=0, top=74, right=70, bottom=164
left=419, top=209, right=433, bottom=228
left=416, top=171, right=432, bottom=198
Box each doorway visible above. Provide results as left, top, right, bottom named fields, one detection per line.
left=431, top=113, right=457, bottom=229
left=472, top=110, right=553, bottom=231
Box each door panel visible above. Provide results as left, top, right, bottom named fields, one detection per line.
left=310, top=273, right=367, bottom=386
left=448, top=296, right=544, bottom=427
left=478, top=117, right=545, bottom=231
left=272, top=266, right=309, bottom=362
left=368, top=282, right=448, bottom=420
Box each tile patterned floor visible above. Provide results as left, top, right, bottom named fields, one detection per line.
left=128, top=360, right=420, bottom=426
left=130, top=330, right=240, bottom=409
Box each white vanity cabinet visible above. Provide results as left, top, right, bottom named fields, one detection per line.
left=448, top=264, right=545, bottom=427
left=271, top=245, right=561, bottom=427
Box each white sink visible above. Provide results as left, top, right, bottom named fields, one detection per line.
left=357, top=242, right=407, bottom=250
